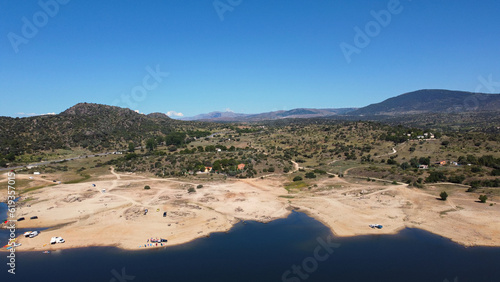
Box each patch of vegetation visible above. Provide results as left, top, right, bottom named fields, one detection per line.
left=21, top=184, right=57, bottom=195
left=285, top=181, right=308, bottom=192
left=63, top=174, right=91, bottom=184
left=479, top=195, right=488, bottom=203
left=305, top=172, right=316, bottom=179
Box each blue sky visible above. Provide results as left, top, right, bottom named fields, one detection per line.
left=1, top=0, right=499, bottom=118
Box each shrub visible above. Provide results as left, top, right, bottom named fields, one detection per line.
left=470, top=166, right=482, bottom=173
left=126, top=153, right=138, bottom=160
left=466, top=186, right=477, bottom=193
left=144, top=185, right=151, bottom=190
left=439, top=191, right=448, bottom=201
left=197, top=184, right=203, bottom=189
left=387, top=159, right=398, bottom=165
left=400, top=162, right=410, bottom=170
left=426, top=171, right=446, bottom=183
left=293, top=176, right=303, bottom=182
left=479, top=195, right=488, bottom=203
left=188, top=187, right=196, bottom=193
left=448, top=175, right=465, bottom=184
left=305, top=172, right=316, bottom=179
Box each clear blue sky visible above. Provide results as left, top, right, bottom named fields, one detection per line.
left=1, top=0, right=499, bottom=118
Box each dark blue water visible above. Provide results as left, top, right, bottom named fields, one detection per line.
left=1, top=205, right=500, bottom=282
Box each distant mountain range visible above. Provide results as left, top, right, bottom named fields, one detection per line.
left=181, top=89, right=500, bottom=121
left=181, top=108, right=356, bottom=122
left=348, top=89, right=500, bottom=116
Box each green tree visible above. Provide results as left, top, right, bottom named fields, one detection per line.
left=400, top=162, right=410, bottom=170
left=128, top=142, right=135, bottom=152
left=165, top=132, right=186, bottom=146
left=418, top=157, right=430, bottom=166
left=188, top=187, right=196, bottom=193
left=212, top=160, right=222, bottom=171
left=146, top=138, right=157, bottom=152
left=144, top=185, right=151, bottom=190
left=479, top=195, right=488, bottom=203
left=293, top=176, right=303, bottom=182
left=439, top=191, right=448, bottom=201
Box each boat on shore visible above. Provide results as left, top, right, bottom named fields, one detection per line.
left=369, top=224, right=383, bottom=229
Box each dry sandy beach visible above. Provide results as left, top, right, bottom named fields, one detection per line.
left=2, top=168, right=500, bottom=252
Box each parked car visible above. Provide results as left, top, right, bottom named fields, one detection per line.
left=163, top=212, right=167, bottom=217
left=30, top=216, right=38, bottom=220
left=50, top=237, right=65, bottom=244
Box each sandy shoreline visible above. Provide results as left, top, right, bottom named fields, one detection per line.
left=2, top=168, right=500, bottom=252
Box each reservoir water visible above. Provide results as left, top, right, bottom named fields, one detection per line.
left=1, top=204, right=500, bottom=282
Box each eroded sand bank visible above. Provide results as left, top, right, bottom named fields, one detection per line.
left=2, top=168, right=499, bottom=252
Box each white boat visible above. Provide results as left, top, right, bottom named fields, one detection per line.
left=24, top=231, right=33, bottom=237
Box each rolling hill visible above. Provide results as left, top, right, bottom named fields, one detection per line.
left=0, top=103, right=184, bottom=156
